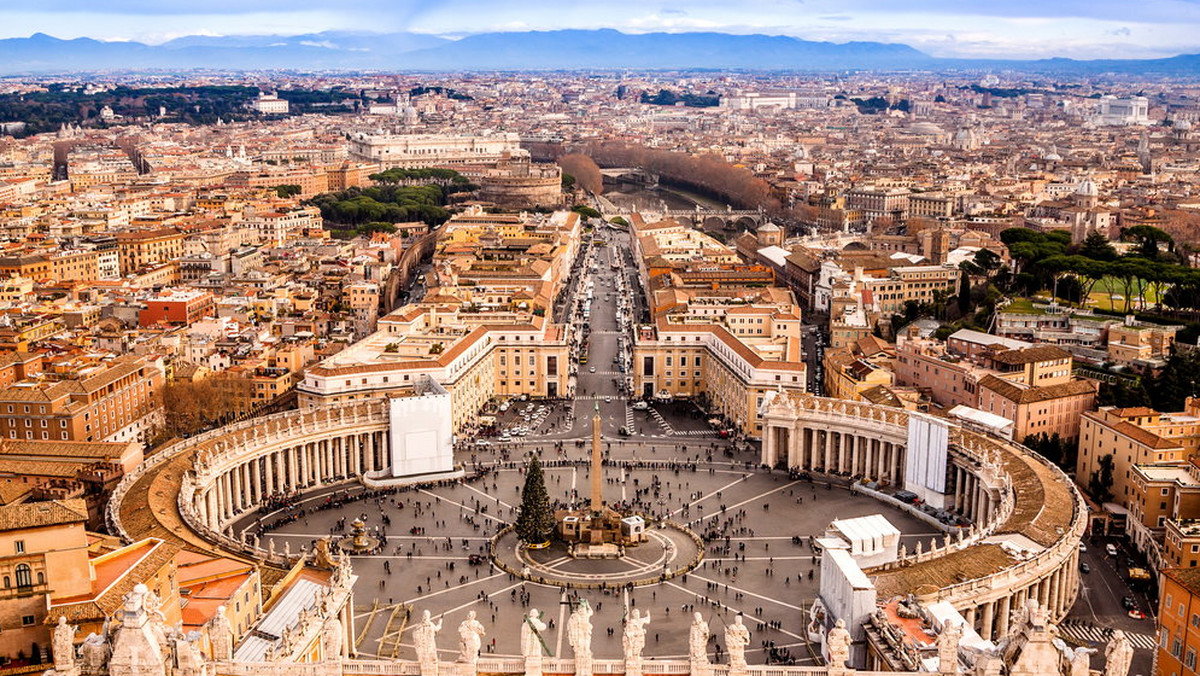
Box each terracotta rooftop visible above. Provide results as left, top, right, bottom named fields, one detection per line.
left=0, top=498, right=87, bottom=532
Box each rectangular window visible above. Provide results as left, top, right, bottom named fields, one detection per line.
left=21, top=615, right=34, bottom=626
left=14, top=541, right=24, bottom=554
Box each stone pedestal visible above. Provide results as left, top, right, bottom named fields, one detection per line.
left=523, top=656, right=543, bottom=676
left=689, top=660, right=710, bottom=676
left=625, top=657, right=643, bottom=676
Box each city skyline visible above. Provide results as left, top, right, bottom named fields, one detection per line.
left=9, top=0, right=1200, bottom=60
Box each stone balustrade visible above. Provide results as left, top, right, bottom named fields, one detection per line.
left=213, top=659, right=900, bottom=676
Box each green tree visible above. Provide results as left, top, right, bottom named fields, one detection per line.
left=561, top=173, right=576, bottom=190
left=1098, top=378, right=1151, bottom=408
left=1149, top=348, right=1200, bottom=412
left=960, top=248, right=1003, bottom=278
left=1077, top=231, right=1118, bottom=261
left=515, top=455, right=555, bottom=545
left=956, top=272, right=971, bottom=314
left=1088, top=454, right=1115, bottom=503
left=571, top=205, right=601, bottom=219
left=1122, top=225, right=1174, bottom=260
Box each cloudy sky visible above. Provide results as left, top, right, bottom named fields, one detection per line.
left=8, top=0, right=1200, bottom=59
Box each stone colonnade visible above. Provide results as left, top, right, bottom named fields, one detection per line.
left=764, top=424, right=905, bottom=485
left=760, top=395, right=1085, bottom=642
left=193, top=409, right=391, bottom=533
left=959, top=551, right=1081, bottom=642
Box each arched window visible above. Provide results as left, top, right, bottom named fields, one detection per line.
left=15, top=564, right=31, bottom=588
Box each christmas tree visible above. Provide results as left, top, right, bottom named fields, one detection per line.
left=515, top=454, right=555, bottom=546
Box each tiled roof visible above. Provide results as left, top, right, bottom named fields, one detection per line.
left=978, top=375, right=1097, bottom=405
left=991, top=345, right=1070, bottom=365
left=0, top=498, right=87, bottom=532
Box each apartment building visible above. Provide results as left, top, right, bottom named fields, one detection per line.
left=1157, top=567, right=1200, bottom=676
left=138, top=290, right=216, bottom=327
left=822, top=336, right=896, bottom=402
left=844, top=186, right=911, bottom=222
left=1108, top=319, right=1180, bottom=372
left=896, top=329, right=1096, bottom=438
left=0, top=499, right=92, bottom=661
left=1077, top=401, right=1200, bottom=510
left=298, top=307, right=569, bottom=432
left=976, top=346, right=1097, bottom=442
left=0, top=357, right=164, bottom=445
left=116, top=228, right=186, bottom=275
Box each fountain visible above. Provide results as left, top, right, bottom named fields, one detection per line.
left=337, top=518, right=380, bottom=554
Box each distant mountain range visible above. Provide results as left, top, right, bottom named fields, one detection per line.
left=3, top=28, right=1200, bottom=74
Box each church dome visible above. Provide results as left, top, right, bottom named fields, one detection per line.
left=909, top=122, right=944, bottom=135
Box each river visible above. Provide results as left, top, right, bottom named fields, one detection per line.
left=602, top=184, right=727, bottom=213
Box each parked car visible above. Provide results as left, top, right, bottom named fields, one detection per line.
left=1106, top=543, right=1119, bottom=557
left=1078, top=543, right=1087, bottom=553
left=1079, top=562, right=1091, bottom=574
left=632, top=401, right=649, bottom=411
left=1127, top=610, right=1146, bottom=620
left=1121, top=596, right=1137, bottom=610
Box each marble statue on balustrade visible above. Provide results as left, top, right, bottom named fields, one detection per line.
left=108, top=584, right=166, bottom=676
left=622, top=609, right=651, bottom=676
left=206, top=606, right=233, bottom=661
left=1068, top=647, right=1095, bottom=676
left=53, top=617, right=78, bottom=675
left=826, top=619, right=851, bottom=672
left=937, top=619, right=961, bottom=674
left=171, top=634, right=205, bottom=676
left=725, top=615, right=751, bottom=675
left=567, top=601, right=593, bottom=676
left=1104, top=630, right=1133, bottom=676
left=457, top=611, right=486, bottom=669
left=521, top=609, right=548, bottom=676
left=79, top=632, right=110, bottom=676
left=323, top=614, right=344, bottom=662
left=414, top=610, right=443, bottom=676
left=689, top=612, right=709, bottom=676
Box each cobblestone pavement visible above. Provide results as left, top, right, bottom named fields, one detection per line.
left=236, top=442, right=939, bottom=665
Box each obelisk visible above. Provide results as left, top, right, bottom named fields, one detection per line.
left=590, top=402, right=603, bottom=513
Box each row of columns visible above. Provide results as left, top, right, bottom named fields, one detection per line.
left=202, top=429, right=386, bottom=531
left=962, top=550, right=1080, bottom=641
left=952, top=465, right=992, bottom=524
left=763, top=427, right=998, bottom=529
left=764, top=425, right=903, bottom=485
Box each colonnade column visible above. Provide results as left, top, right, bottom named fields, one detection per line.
left=980, top=601, right=995, bottom=640
left=995, top=596, right=1011, bottom=638
left=205, top=489, right=216, bottom=530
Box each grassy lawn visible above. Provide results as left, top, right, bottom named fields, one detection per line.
left=1001, top=298, right=1047, bottom=314
left=1088, top=275, right=1161, bottom=312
